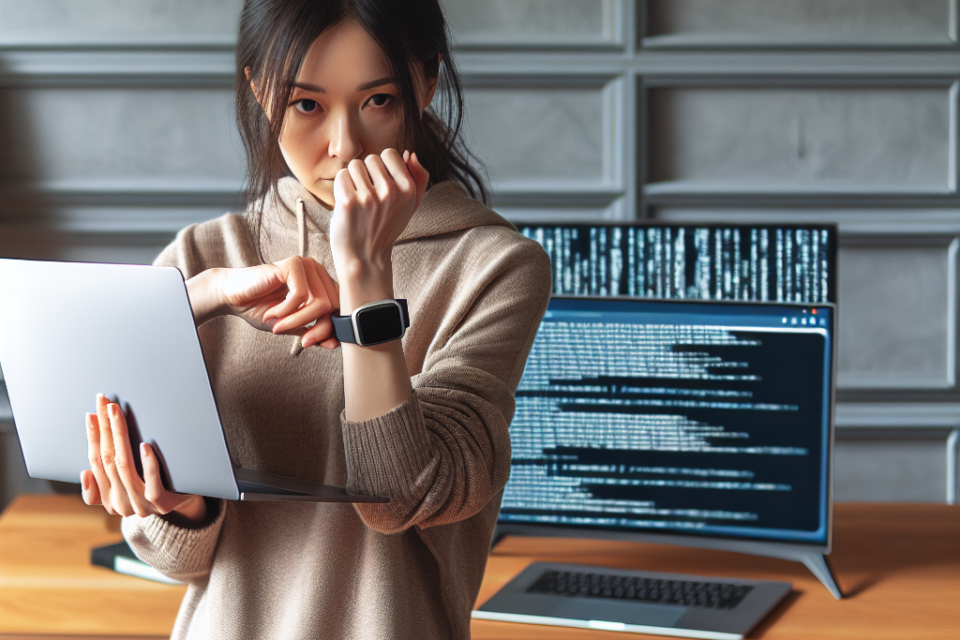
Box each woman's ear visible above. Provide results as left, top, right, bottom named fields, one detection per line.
left=245, top=66, right=263, bottom=107
left=417, top=54, right=442, bottom=115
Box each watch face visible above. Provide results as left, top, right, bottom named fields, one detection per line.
left=356, top=303, right=403, bottom=345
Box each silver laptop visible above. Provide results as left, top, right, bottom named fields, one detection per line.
left=0, top=257, right=386, bottom=504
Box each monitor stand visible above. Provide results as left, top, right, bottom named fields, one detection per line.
left=490, top=530, right=844, bottom=600
left=799, top=552, right=843, bottom=599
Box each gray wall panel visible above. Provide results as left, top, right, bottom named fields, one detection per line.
left=0, top=87, right=244, bottom=185
left=837, top=239, right=957, bottom=390
left=445, top=0, right=619, bottom=49
left=463, top=84, right=610, bottom=186
left=0, top=0, right=242, bottom=44
left=648, top=87, right=954, bottom=193
left=644, top=0, right=955, bottom=48
left=834, top=433, right=949, bottom=502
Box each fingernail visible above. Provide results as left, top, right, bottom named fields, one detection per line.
left=80, top=472, right=88, bottom=491
left=108, top=403, right=117, bottom=417
left=140, top=442, right=148, bottom=457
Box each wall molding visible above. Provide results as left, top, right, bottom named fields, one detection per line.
left=653, top=208, right=960, bottom=230
left=0, top=34, right=236, bottom=52
left=836, top=402, right=960, bottom=429
left=0, top=50, right=235, bottom=87
left=638, top=0, right=960, bottom=51
left=1, top=50, right=959, bottom=88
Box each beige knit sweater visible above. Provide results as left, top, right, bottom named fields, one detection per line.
left=120, top=177, right=552, bottom=639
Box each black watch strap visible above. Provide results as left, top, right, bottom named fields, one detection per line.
left=332, top=299, right=409, bottom=345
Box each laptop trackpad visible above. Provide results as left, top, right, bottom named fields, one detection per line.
left=529, top=594, right=687, bottom=627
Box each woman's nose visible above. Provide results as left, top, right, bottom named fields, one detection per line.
left=327, top=110, right=363, bottom=163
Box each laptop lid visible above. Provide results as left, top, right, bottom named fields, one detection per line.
left=0, top=258, right=240, bottom=500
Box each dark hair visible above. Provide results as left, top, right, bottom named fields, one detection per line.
left=235, top=0, right=487, bottom=213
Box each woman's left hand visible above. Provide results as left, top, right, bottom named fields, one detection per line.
left=329, top=149, right=429, bottom=284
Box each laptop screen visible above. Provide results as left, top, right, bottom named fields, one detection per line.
left=500, top=297, right=834, bottom=545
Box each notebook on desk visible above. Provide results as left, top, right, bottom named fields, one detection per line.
left=0, top=258, right=386, bottom=504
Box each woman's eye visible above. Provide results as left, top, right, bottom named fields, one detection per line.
left=294, top=99, right=319, bottom=114
left=366, top=94, right=394, bottom=108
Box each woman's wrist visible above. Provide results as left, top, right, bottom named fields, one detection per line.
left=185, top=269, right=227, bottom=326
left=163, top=494, right=208, bottom=528
left=336, top=257, right=395, bottom=314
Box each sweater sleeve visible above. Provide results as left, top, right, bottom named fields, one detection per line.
left=341, top=237, right=552, bottom=534
left=121, top=498, right=227, bottom=581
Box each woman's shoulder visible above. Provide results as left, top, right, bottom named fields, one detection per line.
left=400, top=182, right=552, bottom=292
left=403, top=181, right=547, bottom=255
left=153, top=212, right=260, bottom=276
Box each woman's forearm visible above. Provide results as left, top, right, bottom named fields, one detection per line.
left=339, top=262, right=413, bottom=422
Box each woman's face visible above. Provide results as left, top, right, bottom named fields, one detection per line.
left=275, top=20, right=429, bottom=208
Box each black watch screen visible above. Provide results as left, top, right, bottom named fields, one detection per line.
left=356, top=303, right=404, bottom=345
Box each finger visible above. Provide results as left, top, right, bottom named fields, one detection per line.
left=313, top=260, right=340, bottom=312
left=317, top=335, right=340, bottom=349
left=108, top=402, right=152, bottom=517
left=403, top=150, right=410, bottom=163
left=333, top=167, right=356, bottom=206
left=267, top=259, right=311, bottom=331
left=96, top=396, right=132, bottom=515
left=85, top=412, right=113, bottom=513
left=80, top=469, right=102, bottom=506
left=273, top=262, right=332, bottom=333
left=381, top=148, right=414, bottom=193
left=142, top=443, right=198, bottom=516
left=347, top=158, right=375, bottom=202
left=364, top=153, right=395, bottom=201
left=305, top=257, right=339, bottom=313
left=102, top=403, right=135, bottom=516
left=407, top=152, right=430, bottom=205
left=96, top=395, right=115, bottom=480
left=301, top=315, right=337, bottom=349
left=141, top=443, right=171, bottom=513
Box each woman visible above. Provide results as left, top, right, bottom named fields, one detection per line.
left=78, top=0, right=551, bottom=638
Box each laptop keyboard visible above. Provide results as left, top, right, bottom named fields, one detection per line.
left=527, top=569, right=753, bottom=609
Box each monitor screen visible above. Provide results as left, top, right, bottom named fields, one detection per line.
left=518, top=224, right=837, bottom=304
left=500, top=296, right=834, bottom=546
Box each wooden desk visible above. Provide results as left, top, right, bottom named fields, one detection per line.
left=0, top=495, right=957, bottom=639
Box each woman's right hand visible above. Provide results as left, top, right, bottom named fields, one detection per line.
left=187, top=257, right=340, bottom=349
left=81, top=394, right=207, bottom=525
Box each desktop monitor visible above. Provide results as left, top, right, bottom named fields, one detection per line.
left=496, top=296, right=842, bottom=598
left=518, top=224, right=837, bottom=304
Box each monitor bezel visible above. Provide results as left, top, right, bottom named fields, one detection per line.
left=497, top=295, right=838, bottom=558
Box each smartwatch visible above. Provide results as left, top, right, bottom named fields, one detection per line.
left=332, top=299, right=410, bottom=346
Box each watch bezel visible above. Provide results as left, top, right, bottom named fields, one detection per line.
left=350, top=299, right=407, bottom=346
